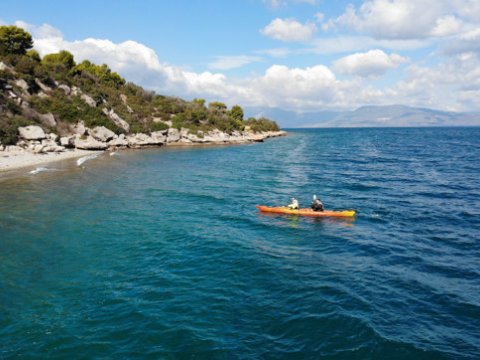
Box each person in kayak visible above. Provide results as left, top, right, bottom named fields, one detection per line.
left=287, top=197, right=299, bottom=209
left=311, top=195, right=324, bottom=212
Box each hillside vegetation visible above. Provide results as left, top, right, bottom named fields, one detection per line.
left=0, top=25, right=279, bottom=145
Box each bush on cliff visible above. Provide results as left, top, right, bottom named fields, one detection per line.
left=245, top=117, right=280, bottom=132
left=0, top=115, right=33, bottom=145
left=29, top=91, right=122, bottom=133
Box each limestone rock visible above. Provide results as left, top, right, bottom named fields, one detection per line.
left=127, top=133, right=163, bottom=147
left=150, top=131, right=167, bottom=143
left=166, top=128, right=180, bottom=143
left=14, top=79, right=29, bottom=92
left=186, top=133, right=206, bottom=143
left=73, top=121, right=86, bottom=135
left=41, top=139, right=65, bottom=152
left=81, top=94, right=96, bottom=107
left=250, top=133, right=265, bottom=142
left=0, top=62, right=9, bottom=71
left=7, top=90, right=17, bottom=99
left=34, top=78, right=52, bottom=92
left=60, top=136, right=75, bottom=148
left=102, top=108, right=130, bottom=132
left=204, top=129, right=228, bottom=143
left=58, top=84, right=71, bottom=95
left=177, top=137, right=193, bottom=144
left=32, top=144, right=46, bottom=153
left=90, top=126, right=116, bottom=142
left=108, top=134, right=128, bottom=147
left=74, top=135, right=108, bottom=150
left=16, top=140, right=28, bottom=149
left=71, top=86, right=82, bottom=96
left=38, top=112, right=56, bottom=127
left=18, top=126, right=46, bottom=140
left=180, top=128, right=190, bottom=138
left=47, top=133, right=59, bottom=141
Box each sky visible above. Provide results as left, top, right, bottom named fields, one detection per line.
left=2, top=0, right=480, bottom=113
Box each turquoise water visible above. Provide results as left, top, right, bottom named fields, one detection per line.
left=1, top=128, right=479, bottom=359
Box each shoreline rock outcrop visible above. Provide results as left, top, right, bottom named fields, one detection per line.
left=2, top=124, right=286, bottom=157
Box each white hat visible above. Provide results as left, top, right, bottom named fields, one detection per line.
left=313, top=194, right=317, bottom=200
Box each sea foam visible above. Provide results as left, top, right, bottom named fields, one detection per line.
left=77, top=153, right=100, bottom=166
left=29, top=166, right=58, bottom=175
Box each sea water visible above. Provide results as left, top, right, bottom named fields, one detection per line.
left=0, top=128, right=479, bottom=359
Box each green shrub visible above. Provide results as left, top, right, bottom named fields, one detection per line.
left=148, top=121, right=169, bottom=132
left=244, top=117, right=280, bottom=132
left=0, top=115, right=33, bottom=145
left=29, top=92, right=121, bottom=133
left=14, top=55, right=36, bottom=75
left=72, top=60, right=125, bottom=88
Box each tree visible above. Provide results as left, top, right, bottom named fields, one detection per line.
left=72, top=60, right=125, bottom=88
left=229, top=105, right=244, bottom=121
left=14, top=55, right=37, bottom=75
left=26, top=49, right=41, bottom=62
left=42, top=50, right=76, bottom=70
left=192, top=98, right=205, bottom=107
left=208, top=101, right=227, bottom=112
left=0, top=25, right=33, bottom=55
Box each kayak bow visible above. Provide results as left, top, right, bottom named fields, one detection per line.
left=256, top=205, right=356, bottom=218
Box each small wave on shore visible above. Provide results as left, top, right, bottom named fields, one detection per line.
left=29, top=166, right=59, bottom=175
left=77, top=153, right=101, bottom=166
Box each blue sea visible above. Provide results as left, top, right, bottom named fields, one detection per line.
left=1, top=128, right=479, bottom=359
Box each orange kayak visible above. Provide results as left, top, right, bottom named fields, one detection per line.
left=256, top=205, right=356, bottom=218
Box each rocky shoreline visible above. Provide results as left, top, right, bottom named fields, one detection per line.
left=0, top=124, right=286, bottom=172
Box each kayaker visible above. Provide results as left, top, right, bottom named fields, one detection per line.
left=311, top=195, right=324, bottom=212
left=287, top=197, right=299, bottom=209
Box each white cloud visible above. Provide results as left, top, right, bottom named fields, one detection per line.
left=383, top=53, right=480, bottom=111
left=14, top=20, right=63, bottom=38
left=254, top=64, right=337, bottom=105
left=294, top=0, right=316, bottom=4
left=454, top=0, right=480, bottom=22
left=307, top=35, right=428, bottom=55
left=263, top=0, right=284, bottom=8
left=333, top=49, right=408, bottom=77
left=256, top=47, right=291, bottom=58
left=208, top=55, right=263, bottom=70
left=314, top=12, right=325, bottom=22
left=430, top=15, right=463, bottom=37
left=262, top=0, right=316, bottom=8
left=9, top=20, right=480, bottom=113
left=324, top=0, right=465, bottom=40
left=261, top=18, right=317, bottom=42
left=443, top=28, right=480, bottom=55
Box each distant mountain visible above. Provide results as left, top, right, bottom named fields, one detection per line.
left=245, top=105, right=480, bottom=128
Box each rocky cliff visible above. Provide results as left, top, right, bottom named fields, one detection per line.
left=0, top=59, right=284, bottom=155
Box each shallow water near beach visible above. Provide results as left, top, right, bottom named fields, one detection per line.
left=1, top=128, right=479, bottom=359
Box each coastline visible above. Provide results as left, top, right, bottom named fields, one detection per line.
left=0, top=130, right=286, bottom=173
left=0, top=149, right=102, bottom=172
